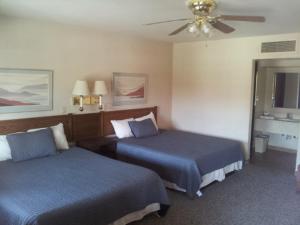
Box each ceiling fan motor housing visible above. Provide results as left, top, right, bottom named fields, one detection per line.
left=187, top=0, right=217, bottom=16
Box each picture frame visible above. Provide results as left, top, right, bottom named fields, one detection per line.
left=0, top=68, right=53, bottom=113
left=112, top=73, right=148, bottom=106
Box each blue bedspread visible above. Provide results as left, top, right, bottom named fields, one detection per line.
left=117, top=130, right=244, bottom=197
left=0, top=147, right=169, bottom=225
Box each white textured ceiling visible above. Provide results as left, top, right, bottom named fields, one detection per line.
left=0, top=0, right=300, bottom=42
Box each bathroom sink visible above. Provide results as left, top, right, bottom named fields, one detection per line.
left=259, top=115, right=300, bottom=123
left=276, top=118, right=300, bottom=122
left=259, top=115, right=275, bottom=120
left=276, top=118, right=292, bottom=121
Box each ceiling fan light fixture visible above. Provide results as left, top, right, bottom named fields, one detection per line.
left=187, top=23, right=202, bottom=36
left=187, top=23, right=198, bottom=33
left=201, top=21, right=211, bottom=34
left=187, top=19, right=213, bottom=37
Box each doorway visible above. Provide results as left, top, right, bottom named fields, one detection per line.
left=250, top=58, right=300, bottom=172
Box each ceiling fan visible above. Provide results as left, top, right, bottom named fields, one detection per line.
left=144, top=0, right=266, bottom=37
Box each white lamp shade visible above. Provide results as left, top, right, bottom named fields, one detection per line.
left=93, top=81, right=108, bottom=95
left=72, top=80, right=90, bottom=96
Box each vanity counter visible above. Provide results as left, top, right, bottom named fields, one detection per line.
left=255, top=118, right=300, bottom=136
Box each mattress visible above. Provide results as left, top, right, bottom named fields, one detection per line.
left=0, top=147, right=169, bottom=225
left=117, top=130, right=244, bottom=198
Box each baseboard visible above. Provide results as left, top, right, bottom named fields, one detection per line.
left=268, top=146, right=297, bottom=154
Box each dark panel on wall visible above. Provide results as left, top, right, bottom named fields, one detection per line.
left=72, top=113, right=101, bottom=141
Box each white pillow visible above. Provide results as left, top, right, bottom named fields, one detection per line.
left=111, top=118, right=134, bottom=139
left=28, top=123, right=69, bottom=150
left=135, top=112, right=158, bottom=130
left=0, top=135, right=12, bottom=161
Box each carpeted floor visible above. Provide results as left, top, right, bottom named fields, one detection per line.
left=133, top=150, right=300, bottom=225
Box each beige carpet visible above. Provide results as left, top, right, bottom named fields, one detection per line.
left=133, top=150, right=300, bottom=225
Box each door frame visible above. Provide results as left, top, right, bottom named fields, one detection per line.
left=248, top=58, right=300, bottom=160
left=248, top=60, right=259, bottom=160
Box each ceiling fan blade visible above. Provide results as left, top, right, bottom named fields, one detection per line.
left=169, top=23, right=191, bottom=36
left=220, top=15, right=266, bottom=22
left=144, top=18, right=191, bottom=26
left=211, top=21, right=235, bottom=33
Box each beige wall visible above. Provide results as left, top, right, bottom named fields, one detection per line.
left=2, top=16, right=300, bottom=158
left=172, top=33, right=300, bottom=158
left=0, top=16, right=173, bottom=128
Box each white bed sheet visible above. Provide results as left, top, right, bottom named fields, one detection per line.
left=163, top=160, right=243, bottom=197
left=111, top=203, right=160, bottom=225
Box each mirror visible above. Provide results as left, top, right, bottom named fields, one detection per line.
left=273, top=73, right=300, bottom=109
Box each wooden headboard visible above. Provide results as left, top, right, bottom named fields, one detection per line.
left=101, top=106, right=157, bottom=136
left=0, top=113, right=102, bottom=142
left=0, top=107, right=157, bottom=140
left=0, top=115, right=73, bottom=141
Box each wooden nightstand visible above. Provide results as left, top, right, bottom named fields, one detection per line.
left=76, top=136, right=117, bottom=159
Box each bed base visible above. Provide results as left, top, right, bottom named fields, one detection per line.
left=164, top=160, right=243, bottom=197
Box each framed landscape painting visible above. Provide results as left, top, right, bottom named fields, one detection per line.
left=0, top=69, right=53, bottom=113
left=112, top=73, right=148, bottom=106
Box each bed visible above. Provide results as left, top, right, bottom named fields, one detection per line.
left=0, top=147, right=169, bottom=225
left=102, top=107, right=244, bottom=198
left=0, top=114, right=170, bottom=225
left=117, top=130, right=244, bottom=198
